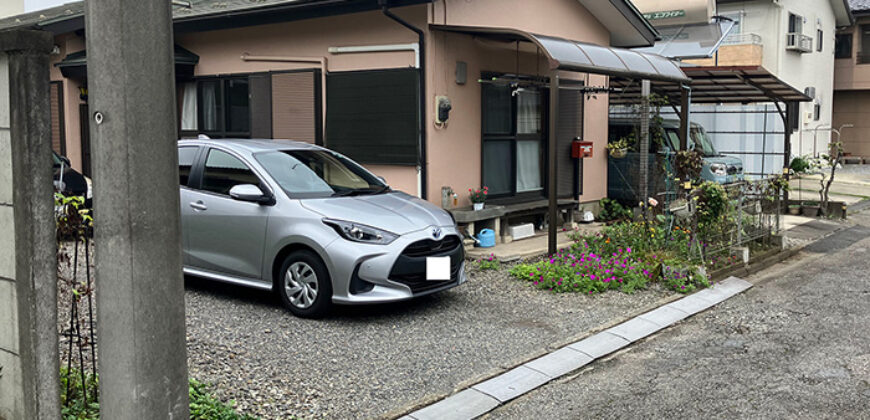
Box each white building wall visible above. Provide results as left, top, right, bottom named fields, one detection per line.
left=714, top=0, right=838, bottom=165
left=0, top=0, right=23, bottom=19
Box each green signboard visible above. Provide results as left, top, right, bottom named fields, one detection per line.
left=643, top=10, right=687, bottom=20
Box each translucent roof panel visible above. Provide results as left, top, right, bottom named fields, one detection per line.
left=633, top=20, right=735, bottom=60
left=430, top=25, right=690, bottom=84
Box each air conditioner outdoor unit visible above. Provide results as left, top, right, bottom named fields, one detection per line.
left=786, top=33, right=813, bottom=53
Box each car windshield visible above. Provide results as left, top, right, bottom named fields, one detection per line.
left=690, top=126, right=719, bottom=157
left=255, top=149, right=387, bottom=199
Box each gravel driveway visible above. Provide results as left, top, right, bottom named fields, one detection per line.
left=184, top=261, right=674, bottom=419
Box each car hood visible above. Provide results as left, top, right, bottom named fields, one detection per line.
left=299, top=191, right=454, bottom=235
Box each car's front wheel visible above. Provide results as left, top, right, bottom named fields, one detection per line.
left=277, top=250, right=332, bottom=318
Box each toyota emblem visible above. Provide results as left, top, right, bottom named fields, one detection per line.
left=432, top=227, right=443, bottom=239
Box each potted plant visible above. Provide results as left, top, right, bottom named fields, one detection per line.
left=469, top=186, right=488, bottom=210
left=788, top=204, right=801, bottom=215
left=607, top=136, right=632, bottom=159
left=802, top=201, right=820, bottom=217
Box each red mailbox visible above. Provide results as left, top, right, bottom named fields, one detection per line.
left=572, top=140, right=593, bottom=158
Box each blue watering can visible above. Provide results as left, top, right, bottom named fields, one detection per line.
left=476, top=228, right=496, bottom=248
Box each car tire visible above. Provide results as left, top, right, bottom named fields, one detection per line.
left=277, top=250, right=332, bottom=318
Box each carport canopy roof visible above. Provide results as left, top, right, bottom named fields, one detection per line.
left=610, top=65, right=813, bottom=105
left=431, top=24, right=689, bottom=84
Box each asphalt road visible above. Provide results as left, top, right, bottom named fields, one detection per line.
left=487, top=213, right=870, bottom=419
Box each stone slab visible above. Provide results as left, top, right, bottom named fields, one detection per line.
left=409, top=388, right=500, bottom=420
left=666, top=294, right=718, bottom=314
left=568, top=331, right=631, bottom=359
left=638, top=305, right=691, bottom=327
left=605, top=317, right=665, bottom=341
left=472, top=365, right=551, bottom=403
left=693, top=277, right=753, bottom=304
left=524, top=347, right=594, bottom=378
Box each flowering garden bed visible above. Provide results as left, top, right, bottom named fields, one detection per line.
left=509, top=221, right=710, bottom=295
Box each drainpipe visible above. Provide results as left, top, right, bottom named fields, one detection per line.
left=379, top=0, right=428, bottom=200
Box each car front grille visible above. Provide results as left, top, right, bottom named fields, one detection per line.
left=389, top=235, right=464, bottom=293
left=401, top=235, right=462, bottom=258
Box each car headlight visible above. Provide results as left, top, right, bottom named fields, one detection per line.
left=710, top=163, right=727, bottom=176
left=323, top=219, right=398, bottom=245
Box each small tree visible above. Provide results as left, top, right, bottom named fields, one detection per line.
left=817, top=142, right=844, bottom=217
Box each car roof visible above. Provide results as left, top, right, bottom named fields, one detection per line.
left=177, top=138, right=324, bottom=154
left=608, top=118, right=699, bottom=129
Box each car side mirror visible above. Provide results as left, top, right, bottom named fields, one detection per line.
left=229, top=184, right=272, bottom=204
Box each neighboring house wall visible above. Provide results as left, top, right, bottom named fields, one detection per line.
left=832, top=14, right=870, bottom=158
left=48, top=33, right=86, bottom=173
left=716, top=0, right=838, bottom=156
left=0, top=0, right=23, bottom=19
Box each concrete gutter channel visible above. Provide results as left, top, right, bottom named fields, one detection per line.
left=396, top=207, right=865, bottom=420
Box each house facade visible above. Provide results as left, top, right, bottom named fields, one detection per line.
left=833, top=0, right=870, bottom=160
left=2, top=0, right=664, bottom=215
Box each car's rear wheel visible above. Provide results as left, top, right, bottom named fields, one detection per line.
left=277, top=250, right=332, bottom=318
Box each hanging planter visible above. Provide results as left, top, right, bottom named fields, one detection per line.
left=607, top=135, right=632, bottom=159
left=609, top=148, right=628, bottom=159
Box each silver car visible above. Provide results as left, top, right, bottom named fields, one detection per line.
left=177, top=139, right=466, bottom=317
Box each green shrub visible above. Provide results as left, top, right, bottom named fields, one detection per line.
left=59, top=368, right=260, bottom=420
left=598, top=198, right=633, bottom=223
left=789, top=155, right=811, bottom=174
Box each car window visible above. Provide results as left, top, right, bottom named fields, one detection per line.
left=255, top=150, right=384, bottom=198
left=200, top=149, right=260, bottom=195
left=178, top=146, right=198, bottom=186
left=663, top=129, right=680, bottom=151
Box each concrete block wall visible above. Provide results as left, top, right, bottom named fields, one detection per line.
left=0, top=51, right=24, bottom=420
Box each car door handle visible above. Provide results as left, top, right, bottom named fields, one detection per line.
left=189, top=201, right=207, bottom=211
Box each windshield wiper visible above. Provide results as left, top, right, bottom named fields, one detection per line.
left=331, top=186, right=390, bottom=197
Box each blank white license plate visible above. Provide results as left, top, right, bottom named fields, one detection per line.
left=426, top=256, right=451, bottom=281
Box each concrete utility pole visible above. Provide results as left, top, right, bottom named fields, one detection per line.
left=0, top=29, right=59, bottom=420
left=85, top=0, right=189, bottom=418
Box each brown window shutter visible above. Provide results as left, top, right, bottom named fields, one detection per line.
left=556, top=87, right=583, bottom=198
left=50, top=81, right=65, bottom=155
left=271, top=71, right=318, bottom=143
left=249, top=73, right=272, bottom=139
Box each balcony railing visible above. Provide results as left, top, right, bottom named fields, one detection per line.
left=786, top=32, right=813, bottom=53
left=858, top=51, right=870, bottom=64
left=721, top=33, right=763, bottom=46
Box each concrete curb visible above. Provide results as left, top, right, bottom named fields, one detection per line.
left=401, top=277, right=753, bottom=420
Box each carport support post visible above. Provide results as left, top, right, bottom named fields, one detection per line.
left=679, top=85, right=691, bottom=151
left=85, top=0, right=189, bottom=418
left=639, top=80, right=651, bottom=204
left=782, top=102, right=794, bottom=205
left=548, top=71, right=560, bottom=255
left=0, top=29, right=60, bottom=420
